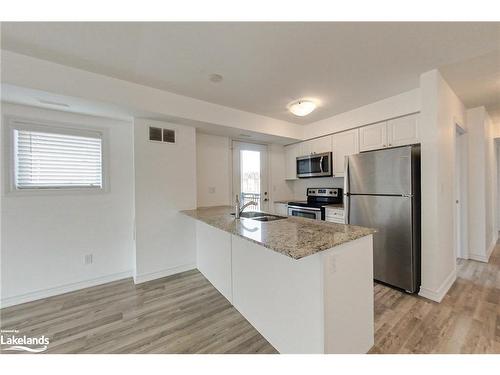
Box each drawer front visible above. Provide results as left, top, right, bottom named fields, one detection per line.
left=325, top=208, right=345, bottom=218
left=325, top=216, right=345, bottom=224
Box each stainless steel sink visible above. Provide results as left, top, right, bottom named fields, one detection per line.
left=230, top=211, right=287, bottom=221
left=250, top=215, right=286, bottom=222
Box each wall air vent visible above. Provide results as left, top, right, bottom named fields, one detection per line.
left=162, top=129, right=175, bottom=143
left=148, top=126, right=176, bottom=144
left=149, top=126, right=162, bottom=142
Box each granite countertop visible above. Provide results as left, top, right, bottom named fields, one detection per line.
left=181, top=206, right=375, bottom=260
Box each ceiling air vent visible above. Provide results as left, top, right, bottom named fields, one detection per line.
left=149, top=127, right=162, bottom=142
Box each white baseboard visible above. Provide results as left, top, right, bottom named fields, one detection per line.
left=469, top=253, right=490, bottom=262
left=487, top=232, right=498, bottom=258
left=0, top=270, right=133, bottom=309
left=469, top=233, right=498, bottom=263
left=133, top=263, right=196, bottom=284
left=418, top=269, right=457, bottom=303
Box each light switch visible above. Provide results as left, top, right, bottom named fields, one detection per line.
left=208, top=187, right=216, bottom=194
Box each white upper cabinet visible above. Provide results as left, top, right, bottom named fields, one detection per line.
left=284, top=143, right=299, bottom=180
left=359, top=122, right=388, bottom=152
left=310, top=135, right=333, bottom=154
left=332, top=129, right=359, bottom=177
left=299, top=135, right=332, bottom=156
left=387, top=114, right=419, bottom=147
left=359, top=114, right=419, bottom=152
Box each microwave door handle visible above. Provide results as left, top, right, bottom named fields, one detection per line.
left=319, top=156, right=324, bottom=173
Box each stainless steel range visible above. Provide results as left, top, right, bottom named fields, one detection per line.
left=288, top=188, right=343, bottom=220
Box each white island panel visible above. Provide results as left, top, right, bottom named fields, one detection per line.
left=196, top=221, right=233, bottom=303
left=324, top=234, right=374, bottom=353
left=232, top=234, right=374, bottom=354
left=231, top=234, right=324, bottom=354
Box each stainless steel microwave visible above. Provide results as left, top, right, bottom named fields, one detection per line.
left=296, top=152, right=332, bottom=178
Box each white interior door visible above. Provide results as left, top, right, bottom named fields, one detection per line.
left=232, top=141, right=269, bottom=212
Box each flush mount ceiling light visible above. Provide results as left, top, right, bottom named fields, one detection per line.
left=288, top=100, right=317, bottom=117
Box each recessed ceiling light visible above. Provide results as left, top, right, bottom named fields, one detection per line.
left=209, top=73, right=223, bottom=83
left=288, top=100, right=317, bottom=117
left=38, top=99, right=70, bottom=108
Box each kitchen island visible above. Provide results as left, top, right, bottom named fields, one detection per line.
left=181, top=206, right=376, bottom=354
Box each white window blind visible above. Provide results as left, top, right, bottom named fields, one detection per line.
left=14, top=128, right=103, bottom=189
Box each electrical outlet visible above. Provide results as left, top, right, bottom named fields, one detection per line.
left=84, top=254, right=93, bottom=265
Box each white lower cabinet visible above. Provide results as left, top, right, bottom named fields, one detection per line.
left=196, top=221, right=233, bottom=302
left=332, top=129, right=359, bottom=177
left=273, top=202, right=289, bottom=216
left=325, top=207, right=345, bottom=224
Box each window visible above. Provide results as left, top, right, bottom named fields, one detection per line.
left=11, top=121, right=104, bottom=190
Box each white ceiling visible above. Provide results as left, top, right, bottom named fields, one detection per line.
left=440, top=50, right=500, bottom=124
left=1, top=22, right=500, bottom=124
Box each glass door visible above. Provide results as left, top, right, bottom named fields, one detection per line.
left=232, top=141, right=269, bottom=212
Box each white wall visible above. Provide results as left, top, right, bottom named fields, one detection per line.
left=466, top=107, right=498, bottom=261
left=195, top=134, right=294, bottom=209
left=418, top=70, right=465, bottom=302
left=133, top=118, right=197, bottom=283
left=268, top=143, right=294, bottom=203
left=484, top=112, right=498, bottom=254
left=1, top=103, right=135, bottom=307
left=497, top=141, right=500, bottom=231
left=196, top=133, right=231, bottom=207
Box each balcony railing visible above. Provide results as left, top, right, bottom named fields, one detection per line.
left=240, top=192, right=260, bottom=210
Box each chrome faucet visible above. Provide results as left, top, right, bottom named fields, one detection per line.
left=234, top=195, right=258, bottom=219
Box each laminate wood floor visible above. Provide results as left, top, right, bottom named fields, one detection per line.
left=1, top=240, right=499, bottom=354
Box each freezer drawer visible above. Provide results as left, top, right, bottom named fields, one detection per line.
left=348, top=194, right=417, bottom=292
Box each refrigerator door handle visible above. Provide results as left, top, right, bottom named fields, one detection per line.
left=344, top=155, right=350, bottom=224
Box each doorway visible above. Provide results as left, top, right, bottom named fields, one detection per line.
left=232, top=141, right=269, bottom=212
left=455, top=124, right=467, bottom=260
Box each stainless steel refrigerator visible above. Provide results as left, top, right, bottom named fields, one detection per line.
left=344, top=145, right=421, bottom=293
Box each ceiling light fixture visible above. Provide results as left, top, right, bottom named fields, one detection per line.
left=288, top=100, right=316, bottom=117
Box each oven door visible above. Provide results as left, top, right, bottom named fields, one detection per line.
left=287, top=205, right=322, bottom=220
left=296, top=152, right=332, bottom=178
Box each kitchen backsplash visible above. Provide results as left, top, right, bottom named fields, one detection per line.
left=290, top=177, right=344, bottom=200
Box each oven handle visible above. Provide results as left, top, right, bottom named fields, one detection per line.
left=287, top=205, right=321, bottom=211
